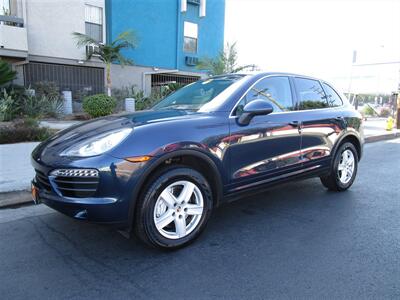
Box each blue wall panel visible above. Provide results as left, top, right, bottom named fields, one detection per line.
left=106, top=0, right=225, bottom=72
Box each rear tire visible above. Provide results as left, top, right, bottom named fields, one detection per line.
left=134, top=166, right=213, bottom=249
left=320, top=142, right=358, bottom=191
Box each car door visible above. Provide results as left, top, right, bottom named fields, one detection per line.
left=293, top=77, right=346, bottom=170
left=226, top=76, right=303, bottom=192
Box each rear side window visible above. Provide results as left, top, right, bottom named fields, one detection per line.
left=294, top=77, right=328, bottom=110
left=322, top=83, right=343, bottom=107
left=235, top=76, right=294, bottom=115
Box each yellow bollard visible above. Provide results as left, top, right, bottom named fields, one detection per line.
left=386, top=116, right=394, bottom=131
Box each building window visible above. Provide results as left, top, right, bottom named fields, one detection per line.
left=1, top=0, right=10, bottom=15
left=85, top=5, right=103, bottom=42
left=183, top=21, right=198, bottom=53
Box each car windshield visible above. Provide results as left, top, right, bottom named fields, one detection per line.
left=153, top=76, right=243, bottom=111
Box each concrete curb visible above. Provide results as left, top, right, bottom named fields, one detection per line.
left=0, top=133, right=399, bottom=209
left=365, top=131, right=400, bottom=143
left=0, top=190, right=33, bottom=208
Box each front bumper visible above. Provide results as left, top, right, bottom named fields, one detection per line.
left=31, top=153, right=146, bottom=227
left=31, top=179, right=128, bottom=226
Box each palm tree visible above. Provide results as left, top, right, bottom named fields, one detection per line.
left=197, top=42, right=257, bottom=75
left=73, top=30, right=138, bottom=96
left=0, top=59, right=17, bottom=87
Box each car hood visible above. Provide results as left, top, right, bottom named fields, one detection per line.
left=32, top=109, right=200, bottom=161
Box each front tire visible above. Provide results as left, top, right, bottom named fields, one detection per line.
left=320, top=142, right=358, bottom=191
left=135, top=166, right=213, bottom=249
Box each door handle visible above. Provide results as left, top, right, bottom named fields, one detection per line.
left=289, top=121, right=299, bottom=127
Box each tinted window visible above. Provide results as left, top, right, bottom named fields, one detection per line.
left=153, top=76, right=242, bottom=111
left=295, top=78, right=328, bottom=110
left=236, top=76, right=293, bottom=115
left=322, top=83, right=343, bottom=107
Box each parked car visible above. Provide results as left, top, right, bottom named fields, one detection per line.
left=31, top=73, right=364, bottom=249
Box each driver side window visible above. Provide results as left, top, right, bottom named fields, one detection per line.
left=235, top=76, right=294, bottom=115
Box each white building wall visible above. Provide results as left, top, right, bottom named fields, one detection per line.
left=111, top=64, right=205, bottom=95
left=111, top=64, right=152, bottom=91
left=25, top=0, right=105, bottom=61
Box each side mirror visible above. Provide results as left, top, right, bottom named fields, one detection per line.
left=237, top=99, right=274, bottom=126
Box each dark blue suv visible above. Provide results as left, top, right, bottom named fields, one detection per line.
left=31, top=73, right=364, bottom=249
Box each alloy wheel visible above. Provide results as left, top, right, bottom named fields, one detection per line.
left=337, top=149, right=355, bottom=184
left=153, top=180, right=204, bottom=239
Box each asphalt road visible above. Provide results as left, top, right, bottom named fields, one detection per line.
left=1, top=139, right=399, bottom=299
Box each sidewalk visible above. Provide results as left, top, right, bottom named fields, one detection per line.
left=0, top=118, right=399, bottom=207
left=363, top=117, right=400, bottom=143
left=0, top=120, right=83, bottom=197
left=0, top=142, right=39, bottom=193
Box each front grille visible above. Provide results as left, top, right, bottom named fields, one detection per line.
left=35, top=169, right=51, bottom=191
left=50, top=169, right=99, bottom=198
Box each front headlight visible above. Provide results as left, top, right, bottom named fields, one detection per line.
left=60, top=128, right=132, bottom=157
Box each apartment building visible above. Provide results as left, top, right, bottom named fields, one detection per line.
left=107, top=0, right=225, bottom=93
left=0, top=0, right=225, bottom=101
left=1, top=0, right=106, bottom=97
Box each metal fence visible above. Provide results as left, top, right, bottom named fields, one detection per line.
left=151, top=73, right=200, bottom=87
left=24, top=62, right=104, bottom=100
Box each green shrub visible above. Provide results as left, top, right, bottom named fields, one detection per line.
left=0, top=118, right=54, bottom=144
left=111, top=83, right=185, bottom=112
left=16, top=93, right=64, bottom=119
left=83, top=94, right=116, bottom=118
left=0, top=59, right=17, bottom=86
left=31, top=82, right=63, bottom=118
left=21, top=93, right=43, bottom=118
left=1, top=84, right=65, bottom=121
left=41, top=95, right=64, bottom=118
left=136, top=92, right=163, bottom=111
left=33, top=81, right=60, bottom=100
left=363, top=105, right=375, bottom=116
left=0, top=89, right=19, bottom=121
left=166, top=82, right=183, bottom=93
left=112, top=85, right=146, bottom=112
left=379, top=107, right=391, bottom=118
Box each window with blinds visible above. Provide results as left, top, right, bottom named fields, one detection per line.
left=183, top=21, right=198, bottom=53
left=85, top=5, right=103, bottom=42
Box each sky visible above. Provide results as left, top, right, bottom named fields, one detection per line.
left=224, top=0, right=400, bottom=94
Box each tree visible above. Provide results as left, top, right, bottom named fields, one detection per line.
left=197, top=42, right=257, bottom=75
left=73, top=30, right=138, bottom=96
left=0, top=59, right=17, bottom=87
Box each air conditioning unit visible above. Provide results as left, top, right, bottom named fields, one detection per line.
left=185, top=56, right=198, bottom=66
left=86, top=44, right=100, bottom=57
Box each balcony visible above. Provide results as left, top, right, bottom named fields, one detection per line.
left=0, top=15, right=28, bottom=58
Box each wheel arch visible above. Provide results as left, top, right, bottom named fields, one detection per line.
left=127, top=149, right=224, bottom=231
left=333, top=132, right=363, bottom=161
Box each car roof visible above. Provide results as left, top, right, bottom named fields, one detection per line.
left=212, top=71, right=326, bottom=82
